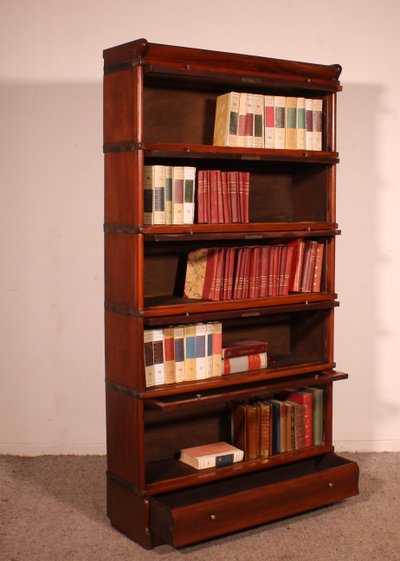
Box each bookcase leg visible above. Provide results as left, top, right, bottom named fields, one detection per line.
left=107, top=476, right=162, bottom=549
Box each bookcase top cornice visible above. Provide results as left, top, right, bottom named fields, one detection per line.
left=103, top=38, right=342, bottom=92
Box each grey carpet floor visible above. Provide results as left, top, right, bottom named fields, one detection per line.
left=0, top=453, right=399, bottom=561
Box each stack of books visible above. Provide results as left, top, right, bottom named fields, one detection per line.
left=213, top=91, right=323, bottom=151
left=144, top=165, right=196, bottom=225
left=144, top=322, right=222, bottom=388
left=197, top=170, right=250, bottom=223
left=183, top=240, right=325, bottom=301
left=232, top=387, right=324, bottom=459
left=222, top=340, right=268, bottom=375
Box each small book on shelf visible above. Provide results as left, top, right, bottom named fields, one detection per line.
left=179, top=441, right=244, bottom=470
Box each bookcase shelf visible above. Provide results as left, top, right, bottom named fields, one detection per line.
left=103, top=39, right=359, bottom=549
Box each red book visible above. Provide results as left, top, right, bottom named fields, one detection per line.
left=288, top=239, right=305, bottom=292
left=312, top=242, right=324, bottom=292
left=216, top=171, right=224, bottom=223
left=241, top=172, right=250, bottom=223
left=209, top=170, right=219, bottom=224
left=248, top=247, right=260, bottom=299
left=284, top=390, right=313, bottom=447
left=229, top=171, right=239, bottom=223
left=233, top=247, right=244, bottom=299
left=224, top=247, right=235, bottom=300
left=222, top=339, right=268, bottom=358
left=221, top=171, right=231, bottom=223
left=202, top=248, right=218, bottom=300
left=277, top=245, right=287, bottom=296
left=196, top=170, right=205, bottom=223
left=282, top=244, right=294, bottom=296
left=300, top=240, right=318, bottom=292
left=258, top=246, right=270, bottom=297
left=241, top=248, right=251, bottom=299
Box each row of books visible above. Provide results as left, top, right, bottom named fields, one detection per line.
left=144, top=324, right=269, bottom=387
left=144, top=165, right=196, bottom=225
left=232, top=387, right=324, bottom=460
left=197, top=170, right=250, bottom=223
left=183, top=240, right=324, bottom=301
left=213, top=91, right=323, bottom=151
left=178, top=387, right=323, bottom=470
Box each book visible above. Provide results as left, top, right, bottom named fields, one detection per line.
left=164, top=166, right=173, bottom=224
left=183, top=167, right=196, bottom=224
left=183, top=248, right=209, bottom=299
left=194, top=323, right=207, bottom=380
left=172, top=166, right=184, bottom=224
left=264, top=95, right=275, bottom=148
left=222, top=339, right=268, bottom=359
left=312, top=99, right=323, bottom=150
left=212, top=321, right=222, bottom=377
left=312, top=242, right=325, bottom=292
left=173, top=326, right=185, bottom=383
left=179, top=441, right=244, bottom=470
left=258, top=400, right=272, bottom=458
left=306, top=387, right=324, bottom=445
left=244, top=93, right=254, bottom=148
left=285, top=97, right=297, bottom=150
left=285, top=390, right=313, bottom=447
left=296, top=97, right=306, bottom=149
left=237, top=93, right=248, bottom=147
left=213, top=91, right=240, bottom=147
left=274, top=96, right=286, bottom=149
left=253, top=94, right=264, bottom=148
left=152, top=328, right=165, bottom=386
left=143, top=329, right=155, bottom=387
left=205, top=322, right=214, bottom=378
left=148, top=165, right=165, bottom=224
left=222, top=352, right=267, bottom=375
left=305, top=98, right=314, bottom=150
left=163, top=327, right=175, bottom=385
left=184, top=324, right=197, bottom=381
left=232, top=403, right=259, bottom=460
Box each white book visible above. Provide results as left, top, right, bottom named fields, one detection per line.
left=274, top=96, right=286, bottom=149
left=253, top=94, right=264, bottom=148
left=205, top=322, right=214, bottom=378
left=172, top=166, right=184, bottom=224
left=312, top=99, right=323, bottom=151
left=244, top=92, right=254, bottom=148
left=305, top=98, right=314, bottom=150
left=152, top=165, right=165, bottom=224
left=164, top=165, right=173, bottom=224
left=183, top=166, right=196, bottom=224
left=296, top=97, right=306, bottom=149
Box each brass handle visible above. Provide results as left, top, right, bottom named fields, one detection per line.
left=209, top=514, right=217, bottom=521
left=328, top=482, right=334, bottom=488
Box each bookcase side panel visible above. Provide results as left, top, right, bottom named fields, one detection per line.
left=105, top=232, right=144, bottom=310
left=104, top=66, right=143, bottom=145
left=105, top=311, right=145, bottom=391
left=105, top=151, right=144, bottom=227
left=106, top=387, right=145, bottom=488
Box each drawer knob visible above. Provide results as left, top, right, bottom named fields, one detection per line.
left=328, top=482, right=334, bottom=488
left=209, top=514, right=217, bottom=521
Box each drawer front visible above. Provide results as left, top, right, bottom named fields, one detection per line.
left=151, top=460, right=359, bottom=547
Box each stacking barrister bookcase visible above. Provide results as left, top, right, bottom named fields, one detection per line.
left=103, top=38, right=359, bottom=549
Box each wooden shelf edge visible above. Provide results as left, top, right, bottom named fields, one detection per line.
left=144, top=369, right=347, bottom=409
left=143, top=445, right=335, bottom=496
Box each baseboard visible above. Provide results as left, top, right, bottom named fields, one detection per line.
left=334, top=439, right=400, bottom=453
left=0, top=442, right=107, bottom=456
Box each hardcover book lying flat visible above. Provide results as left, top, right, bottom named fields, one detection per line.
left=179, top=441, right=244, bottom=470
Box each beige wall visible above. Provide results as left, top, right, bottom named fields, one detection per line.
left=1, top=0, right=399, bottom=454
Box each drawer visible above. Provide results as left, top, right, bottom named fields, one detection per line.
left=150, top=453, right=359, bottom=547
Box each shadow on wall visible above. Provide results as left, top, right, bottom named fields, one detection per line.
left=335, top=83, right=386, bottom=449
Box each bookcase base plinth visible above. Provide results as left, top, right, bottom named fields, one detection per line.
left=150, top=453, right=359, bottom=548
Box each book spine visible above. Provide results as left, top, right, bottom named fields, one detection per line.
left=253, top=94, right=264, bottom=148
left=213, top=91, right=240, bottom=147
left=285, top=97, right=297, bottom=150
left=305, top=98, right=314, bottom=150
left=312, top=98, right=323, bottom=151
left=163, top=327, right=175, bottom=385
left=184, top=324, right=197, bottom=381
left=244, top=93, right=254, bottom=148
left=152, top=165, right=165, bottom=224
left=143, top=329, right=155, bottom=387
left=222, top=352, right=267, bottom=374
left=152, top=328, right=165, bottom=386
left=296, top=97, right=306, bottom=149
left=195, top=323, right=207, bottom=380
left=172, top=166, right=184, bottom=224
left=212, top=322, right=222, bottom=377
left=143, top=165, right=153, bottom=225
left=183, top=166, right=196, bottom=224
left=205, top=322, right=214, bottom=378
left=222, top=342, right=268, bottom=358
left=237, top=93, right=247, bottom=147
left=274, top=96, right=286, bottom=149
left=183, top=248, right=208, bottom=300
left=264, top=95, right=275, bottom=148
left=164, top=165, right=173, bottom=224
left=173, top=326, right=185, bottom=383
